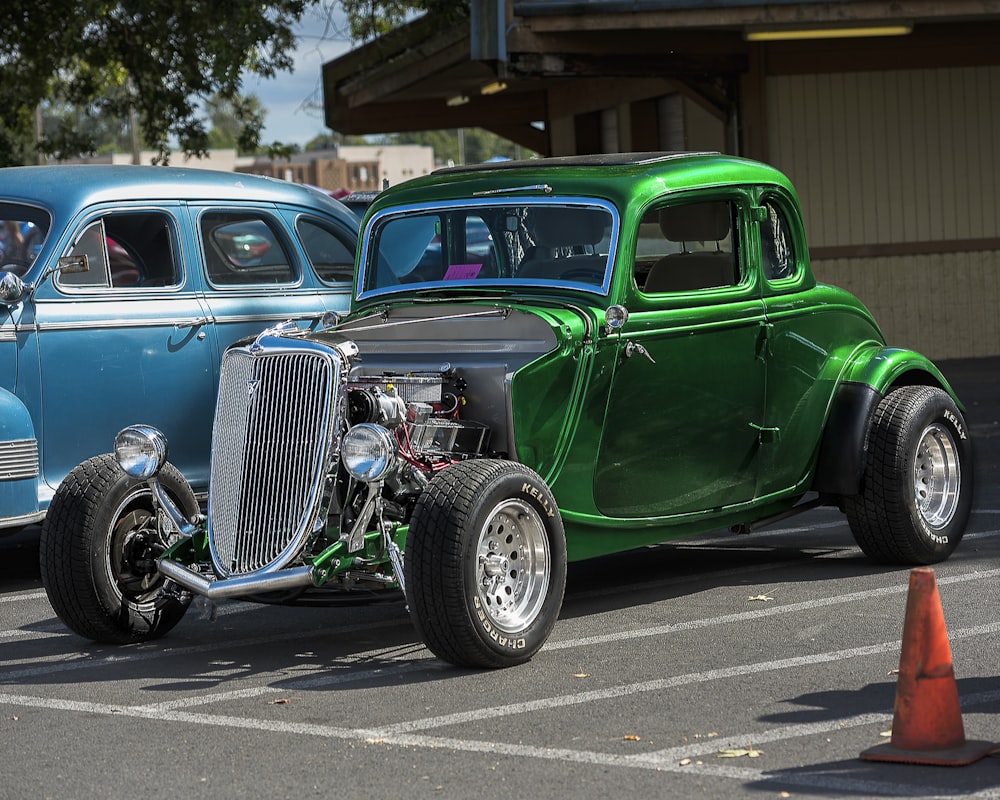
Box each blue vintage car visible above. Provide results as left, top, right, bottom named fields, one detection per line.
left=0, top=165, right=359, bottom=531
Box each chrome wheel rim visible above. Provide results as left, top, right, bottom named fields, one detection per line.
left=913, top=422, right=961, bottom=530
left=106, top=488, right=171, bottom=605
left=475, top=498, right=550, bottom=634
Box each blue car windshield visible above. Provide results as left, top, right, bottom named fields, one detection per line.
left=359, top=200, right=616, bottom=299
left=0, top=203, right=51, bottom=277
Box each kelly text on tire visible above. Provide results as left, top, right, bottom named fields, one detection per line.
left=845, top=385, right=972, bottom=564
left=404, top=459, right=567, bottom=668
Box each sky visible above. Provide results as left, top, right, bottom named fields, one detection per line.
left=245, top=6, right=355, bottom=147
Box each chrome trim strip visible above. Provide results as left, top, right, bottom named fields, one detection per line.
left=0, top=510, right=45, bottom=529
left=205, top=313, right=316, bottom=325
left=29, top=312, right=316, bottom=333
left=0, top=327, right=15, bottom=343
left=32, top=318, right=206, bottom=332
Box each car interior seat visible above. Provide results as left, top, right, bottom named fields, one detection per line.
left=518, top=207, right=608, bottom=281
left=642, top=202, right=737, bottom=293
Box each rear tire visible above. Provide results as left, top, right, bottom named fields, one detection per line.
left=40, top=454, right=199, bottom=643
left=405, top=460, right=567, bottom=668
left=845, top=386, right=972, bottom=564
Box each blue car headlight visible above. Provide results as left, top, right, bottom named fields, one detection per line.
left=115, top=425, right=168, bottom=480
left=342, top=424, right=397, bottom=482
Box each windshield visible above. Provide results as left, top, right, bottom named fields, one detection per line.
left=359, top=199, right=617, bottom=299
left=0, top=202, right=50, bottom=277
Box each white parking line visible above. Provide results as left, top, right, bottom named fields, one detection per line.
left=550, top=567, right=1000, bottom=651
left=375, top=620, right=1000, bottom=735
left=0, top=590, right=46, bottom=604
left=2, top=567, right=997, bottom=684
left=2, top=633, right=998, bottom=797
left=2, top=560, right=998, bottom=797
left=0, top=617, right=412, bottom=681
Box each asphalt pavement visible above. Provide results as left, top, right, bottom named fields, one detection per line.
left=1, top=357, right=998, bottom=800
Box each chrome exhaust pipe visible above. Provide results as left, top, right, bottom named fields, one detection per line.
left=157, top=558, right=315, bottom=600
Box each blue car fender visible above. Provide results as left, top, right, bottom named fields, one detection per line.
left=0, top=387, right=43, bottom=530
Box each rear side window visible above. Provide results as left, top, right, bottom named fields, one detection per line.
left=201, top=211, right=295, bottom=286
left=296, top=217, right=355, bottom=284
left=635, top=200, right=740, bottom=294
left=760, top=200, right=797, bottom=281
left=59, top=212, right=180, bottom=290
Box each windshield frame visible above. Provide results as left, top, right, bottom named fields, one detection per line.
left=356, top=196, right=620, bottom=303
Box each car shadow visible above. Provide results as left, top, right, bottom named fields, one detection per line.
left=560, top=529, right=896, bottom=620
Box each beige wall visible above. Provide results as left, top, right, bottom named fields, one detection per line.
left=766, top=66, right=1000, bottom=359
left=815, top=252, right=1000, bottom=360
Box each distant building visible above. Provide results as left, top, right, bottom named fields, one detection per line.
left=59, top=144, right=436, bottom=196
left=238, top=144, right=434, bottom=194
left=238, top=149, right=379, bottom=194
left=56, top=149, right=253, bottom=172
left=338, top=144, right=435, bottom=189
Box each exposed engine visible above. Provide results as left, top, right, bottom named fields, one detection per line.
left=341, top=369, right=493, bottom=525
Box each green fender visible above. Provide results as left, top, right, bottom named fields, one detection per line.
left=840, top=345, right=962, bottom=407
left=812, top=344, right=962, bottom=496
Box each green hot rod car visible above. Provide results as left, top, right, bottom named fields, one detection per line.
left=41, top=153, right=973, bottom=668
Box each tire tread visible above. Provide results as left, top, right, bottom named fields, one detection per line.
left=845, top=385, right=970, bottom=564
left=405, top=459, right=565, bottom=668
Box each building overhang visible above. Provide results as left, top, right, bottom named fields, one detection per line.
left=322, top=0, right=1000, bottom=155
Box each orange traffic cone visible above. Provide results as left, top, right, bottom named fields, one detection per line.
left=861, top=567, right=996, bottom=766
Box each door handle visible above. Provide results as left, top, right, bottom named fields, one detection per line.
left=624, top=340, right=656, bottom=363
left=174, top=317, right=210, bottom=329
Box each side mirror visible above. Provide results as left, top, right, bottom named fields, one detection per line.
left=0, top=271, right=27, bottom=306
left=19, top=253, right=92, bottom=299
left=56, top=254, right=90, bottom=274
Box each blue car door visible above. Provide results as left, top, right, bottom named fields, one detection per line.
left=191, top=204, right=337, bottom=350
left=32, top=205, right=218, bottom=499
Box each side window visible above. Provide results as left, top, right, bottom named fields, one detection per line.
left=296, top=217, right=355, bottom=284
left=59, top=212, right=180, bottom=290
left=61, top=220, right=112, bottom=288
left=760, top=201, right=796, bottom=281
left=201, top=211, right=295, bottom=286
left=636, top=200, right=740, bottom=294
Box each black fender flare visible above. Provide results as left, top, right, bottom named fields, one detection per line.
left=811, top=382, right=882, bottom=496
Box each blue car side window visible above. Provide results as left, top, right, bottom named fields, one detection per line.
left=58, top=212, right=180, bottom=290
left=296, top=217, right=356, bottom=284
left=201, top=212, right=295, bottom=286
left=60, top=220, right=112, bottom=288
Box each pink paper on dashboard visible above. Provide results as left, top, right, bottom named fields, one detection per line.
left=443, top=263, right=483, bottom=280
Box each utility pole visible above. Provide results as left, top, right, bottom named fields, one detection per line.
left=35, top=105, right=44, bottom=165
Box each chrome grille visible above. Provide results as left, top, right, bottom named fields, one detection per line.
left=208, top=343, right=338, bottom=577
left=0, top=439, right=39, bottom=481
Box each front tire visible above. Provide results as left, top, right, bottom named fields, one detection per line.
left=40, top=454, right=199, bottom=643
left=845, top=385, right=972, bottom=564
left=405, top=460, right=567, bottom=668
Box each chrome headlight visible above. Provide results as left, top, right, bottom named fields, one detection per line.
left=115, top=425, right=168, bottom=480
left=342, top=424, right=397, bottom=482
